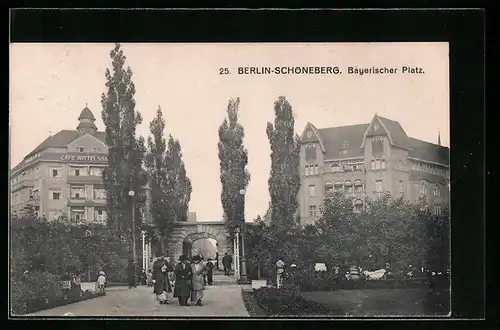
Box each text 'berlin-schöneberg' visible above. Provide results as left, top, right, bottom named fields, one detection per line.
left=236, top=66, right=424, bottom=75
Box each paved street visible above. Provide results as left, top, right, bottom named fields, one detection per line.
left=27, top=274, right=249, bottom=317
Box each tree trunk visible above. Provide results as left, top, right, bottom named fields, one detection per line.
left=257, top=262, right=261, bottom=280
left=160, top=235, right=165, bottom=255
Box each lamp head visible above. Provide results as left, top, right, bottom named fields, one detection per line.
left=128, top=190, right=135, bottom=197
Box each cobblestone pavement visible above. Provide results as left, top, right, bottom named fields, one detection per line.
left=27, top=274, right=249, bottom=317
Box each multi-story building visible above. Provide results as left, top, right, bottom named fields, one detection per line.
left=10, top=106, right=110, bottom=224
left=298, top=114, right=450, bottom=225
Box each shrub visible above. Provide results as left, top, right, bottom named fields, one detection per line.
left=10, top=271, right=62, bottom=315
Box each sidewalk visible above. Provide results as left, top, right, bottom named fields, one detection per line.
left=26, top=274, right=249, bottom=317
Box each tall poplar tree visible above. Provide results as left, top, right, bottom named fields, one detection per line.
left=218, top=97, right=251, bottom=239
left=165, top=136, right=192, bottom=223
left=101, top=43, right=147, bottom=242
left=144, top=106, right=173, bottom=253
left=266, top=96, right=301, bottom=232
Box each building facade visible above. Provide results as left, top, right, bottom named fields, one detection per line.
left=11, top=107, right=112, bottom=224
left=298, top=114, right=450, bottom=225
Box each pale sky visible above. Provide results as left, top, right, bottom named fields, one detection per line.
left=10, top=42, right=449, bottom=221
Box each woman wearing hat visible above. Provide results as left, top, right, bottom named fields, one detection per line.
left=173, top=255, right=193, bottom=306
left=190, top=255, right=207, bottom=306
left=153, top=256, right=173, bottom=304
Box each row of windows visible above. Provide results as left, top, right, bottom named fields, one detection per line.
left=69, top=208, right=107, bottom=224
left=308, top=202, right=443, bottom=218
left=420, top=181, right=442, bottom=197
left=309, top=199, right=364, bottom=217
left=412, top=162, right=448, bottom=177
left=17, top=187, right=107, bottom=202
left=75, top=147, right=103, bottom=153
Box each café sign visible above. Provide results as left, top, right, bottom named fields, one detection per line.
left=60, top=154, right=108, bottom=162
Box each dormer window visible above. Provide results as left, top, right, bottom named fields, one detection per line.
left=306, top=131, right=313, bottom=138
left=342, top=140, right=349, bottom=149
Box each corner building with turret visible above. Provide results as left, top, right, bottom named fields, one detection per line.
left=298, top=114, right=450, bottom=226
left=11, top=107, right=125, bottom=224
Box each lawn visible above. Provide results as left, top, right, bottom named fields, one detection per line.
left=301, top=288, right=450, bottom=317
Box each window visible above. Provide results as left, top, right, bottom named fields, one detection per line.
left=34, top=206, right=40, bottom=217
left=381, top=159, right=386, bottom=169
left=354, top=179, right=363, bottom=193
left=399, top=180, right=404, bottom=195
left=94, top=188, right=106, bottom=200
left=344, top=180, right=353, bottom=193
left=371, top=137, right=384, bottom=155
left=51, top=168, right=60, bottom=178
left=325, top=181, right=333, bottom=194
left=309, top=205, right=317, bottom=218
left=420, top=181, right=428, bottom=196
left=398, top=160, right=404, bottom=171
left=69, top=167, right=86, bottom=176
left=412, top=163, right=417, bottom=171
left=304, top=165, right=310, bottom=176
left=434, top=204, right=442, bottom=216
left=434, top=184, right=441, bottom=197
left=371, top=160, right=376, bottom=170
left=305, top=144, right=317, bottom=160
left=352, top=165, right=357, bottom=171
left=92, top=147, right=102, bottom=153
left=314, top=164, right=319, bottom=175
left=375, top=180, right=383, bottom=193
left=334, top=181, right=343, bottom=192
left=331, top=164, right=340, bottom=173
left=71, top=208, right=85, bottom=222
left=90, top=167, right=103, bottom=177
left=77, top=147, right=84, bottom=152
left=31, top=189, right=39, bottom=200
left=354, top=199, right=363, bottom=213
left=308, top=185, right=316, bottom=197
left=70, top=186, right=85, bottom=199
left=94, top=209, right=107, bottom=223
left=51, top=190, right=61, bottom=200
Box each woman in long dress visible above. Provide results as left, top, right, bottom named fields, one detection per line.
left=153, top=256, right=173, bottom=304
left=190, top=255, right=207, bottom=306
left=173, top=255, right=193, bottom=306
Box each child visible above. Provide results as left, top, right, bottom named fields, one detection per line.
left=97, top=271, right=106, bottom=292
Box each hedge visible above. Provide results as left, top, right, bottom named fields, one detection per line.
left=252, top=287, right=334, bottom=316
left=285, top=267, right=449, bottom=292
left=10, top=270, right=106, bottom=315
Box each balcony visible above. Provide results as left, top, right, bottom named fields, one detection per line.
left=11, top=178, right=35, bottom=192
left=67, top=175, right=104, bottom=184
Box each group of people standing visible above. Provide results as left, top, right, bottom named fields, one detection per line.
left=152, top=254, right=215, bottom=307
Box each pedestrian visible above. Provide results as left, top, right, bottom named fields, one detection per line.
left=173, top=255, right=193, bottom=306
left=140, top=269, right=147, bottom=285
left=146, top=269, right=153, bottom=287
left=222, top=252, right=233, bottom=276
left=191, top=255, right=207, bottom=306
left=97, top=271, right=106, bottom=293
left=153, top=256, right=173, bottom=304
left=127, top=260, right=137, bottom=289
left=206, top=258, right=214, bottom=285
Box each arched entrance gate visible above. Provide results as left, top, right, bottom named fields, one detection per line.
left=145, top=221, right=231, bottom=269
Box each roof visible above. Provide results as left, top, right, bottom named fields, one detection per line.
left=377, top=116, right=410, bottom=148
left=26, top=130, right=106, bottom=157
left=408, top=137, right=449, bottom=166
left=317, top=124, right=369, bottom=159
left=306, top=114, right=449, bottom=166
left=78, top=107, right=96, bottom=120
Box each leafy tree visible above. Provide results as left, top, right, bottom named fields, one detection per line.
left=266, top=96, right=301, bottom=234
left=165, top=136, right=192, bottom=224
left=218, top=97, right=250, bottom=239
left=144, top=106, right=174, bottom=253
left=101, top=43, right=147, bottom=252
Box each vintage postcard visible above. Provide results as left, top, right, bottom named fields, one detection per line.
left=10, top=42, right=450, bottom=318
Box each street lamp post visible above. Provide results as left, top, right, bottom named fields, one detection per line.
left=141, top=230, right=146, bottom=271
left=128, top=190, right=137, bottom=285
left=237, top=188, right=250, bottom=284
